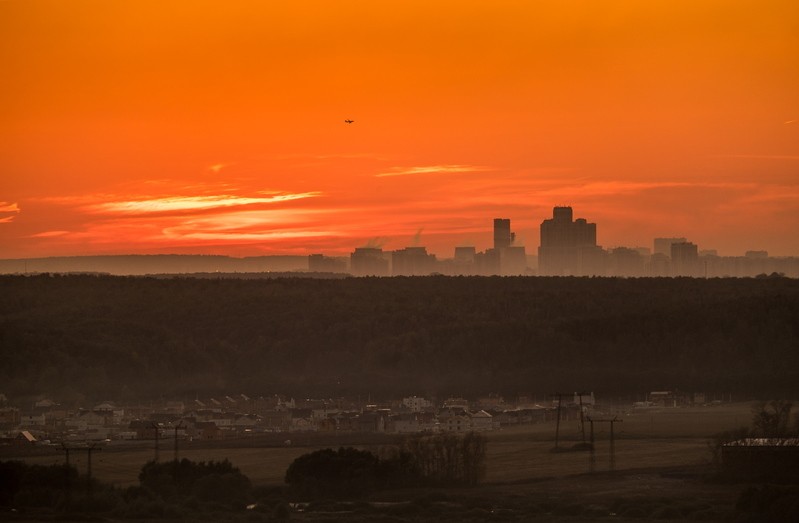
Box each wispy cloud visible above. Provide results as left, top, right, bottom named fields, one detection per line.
left=83, top=192, right=321, bottom=215
left=30, top=230, right=71, bottom=238
left=208, top=163, right=230, bottom=173
left=710, top=154, right=799, bottom=160
left=375, top=165, right=491, bottom=178
left=0, top=202, right=20, bottom=223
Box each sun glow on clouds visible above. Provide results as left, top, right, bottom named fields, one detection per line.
left=0, top=202, right=20, bottom=223
left=85, top=192, right=321, bottom=215
left=374, top=165, right=491, bottom=178
left=8, top=167, right=799, bottom=256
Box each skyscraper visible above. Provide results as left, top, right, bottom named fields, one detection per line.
left=671, top=241, right=700, bottom=277
left=538, top=206, right=602, bottom=275
left=654, top=237, right=687, bottom=257
left=493, top=218, right=513, bottom=250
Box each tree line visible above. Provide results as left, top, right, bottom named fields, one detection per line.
left=2, top=274, right=798, bottom=402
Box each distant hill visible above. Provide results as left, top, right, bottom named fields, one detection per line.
left=0, top=254, right=309, bottom=275
left=1, top=274, right=798, bottom=402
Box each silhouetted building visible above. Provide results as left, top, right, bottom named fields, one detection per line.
left=608, top=247, right=645, bottom=277
left=475, top=248, right=501, bottom=275
left=350, top=248, right=389, bottom=276
left=538, top=207, right=601, bottom=276
left=499, top=246, right=527, bottom=275
left=452, top=246, right=477, bottom=275
left=491, top=218, right=526, bottom=275
left=308, top=254, right=348, bottom=273
left=493, top=218, right=513, bottom=250
left=654, top=237, right=687, bottom=257
left=671, top=241, right=700, bottom=276
left=392, top=247, right=437, bottom=276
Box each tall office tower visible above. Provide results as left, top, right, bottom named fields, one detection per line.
left=671, top=241, right=700, bottom=277
left=493, top=218, right=513, bottom=250
left=654, top=237, right=687, bottom=257
left=350, top=247, right=389, bottom=276
left=538, top=206, right=601, bottom=275
left=391, top=247, right=437, bottom=276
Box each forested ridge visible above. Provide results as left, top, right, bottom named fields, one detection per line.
left=1, top=274, right=798, bottom=401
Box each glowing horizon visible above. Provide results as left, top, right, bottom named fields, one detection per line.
left=2, top=1, right=798, bottom=258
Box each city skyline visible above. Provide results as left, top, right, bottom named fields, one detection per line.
left=2, top=1, right=798, bottom=259
left=4, top=206, right=796, bottom=278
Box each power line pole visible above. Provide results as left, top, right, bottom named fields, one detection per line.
left=549, top=393, right=565, bottom=450
left=575, top=391, right=590, bottom=444
left=62, top=445, right=71, bottom=506
left=60, top=444, right=101, bottom=498
left=173, top=421, right=184, bottom=462
left=151, top=423, right=160, bottom=462
left=585, top=416, right=622, bottom=472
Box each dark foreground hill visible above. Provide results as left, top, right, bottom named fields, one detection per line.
left=1, top=274, right=798, bottom=401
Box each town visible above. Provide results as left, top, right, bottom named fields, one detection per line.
left=2, top=390, right=722, bottom=448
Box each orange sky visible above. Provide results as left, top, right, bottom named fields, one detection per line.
left=2, top=0, right=798, bottom=258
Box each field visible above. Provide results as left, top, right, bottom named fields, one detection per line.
left=5, top=403, right=761, bottom=522
left=9, top=403, right=749, bottom=488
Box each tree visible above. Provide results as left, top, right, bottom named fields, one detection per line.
left=752, top=400, right=793, bottom=438
left=285, top=447, right=381, bottom=498
left=401, top=432, right=487, bottom=486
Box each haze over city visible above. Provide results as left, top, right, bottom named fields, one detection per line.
left=2, top=1, right=798, bottom=259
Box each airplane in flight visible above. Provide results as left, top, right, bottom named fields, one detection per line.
left=344, top=119, right=354, bottom=124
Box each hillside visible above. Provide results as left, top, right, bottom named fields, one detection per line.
left=1, top=274, right=798, bottom=402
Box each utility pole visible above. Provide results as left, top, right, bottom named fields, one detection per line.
left=549, top=393, right=565, bottom=450
left=151, top=423, right=160, bottom=462
left=588, top=418, right=595, bottom=473
left=575, top=391, right=590, bottom=444
left=585, top=416, right=622, bottom=472
left=62, top=445, right=71, bottom=506
left=61, top=444, right=101, bottom=498
left=610, top=417, right=619, bottom=471
left=173, top=421, right=184, bottom=462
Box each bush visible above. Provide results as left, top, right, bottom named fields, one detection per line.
left=285, top=447, right=382, bottom=499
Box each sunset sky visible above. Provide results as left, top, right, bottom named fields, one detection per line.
left=2, top=0, right=798, bottom=259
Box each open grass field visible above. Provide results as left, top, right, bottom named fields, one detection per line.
left=10, top=402, right=750, bottom=488
left=8, top=402, right=793, bottom=521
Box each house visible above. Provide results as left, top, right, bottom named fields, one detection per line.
left=19, top=413, right=46, bottom=428
left=390, top=412, right=436, bottom=433
left=194, top=421, right=223, bottom=440
left=357, top=412, right=387, bottom=433
left=402, top=396, right=433, bottom=412
left=0, top=407, right=21, bottom=428
left=94, top=402, right=125, bottom=424
left=469, top=410, right=494, bottom=431
left=476, top=394, right=506, bottom=411
left=438, top=407, right=471, bottom=433
left=261, top=410, right=291, bottom=432
left=232, top=414, right=261, bottom=432
left=15, top=430, right=37, bottom=445
left=129, top=420, right=158, bottom=440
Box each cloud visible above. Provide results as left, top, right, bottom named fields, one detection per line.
left=208, top=163, right=229, bottom=173
left=0, top=202, right=20, bottom=223
left=375, top=165, right=491, bottom=177
left=710, top=154, right=799, bottom=160
left=83, top=192, right=321, bottom=215
left=30, top=230, right=71, bottom=238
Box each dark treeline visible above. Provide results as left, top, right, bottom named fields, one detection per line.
left=1, top=274, right=798, bottom=401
